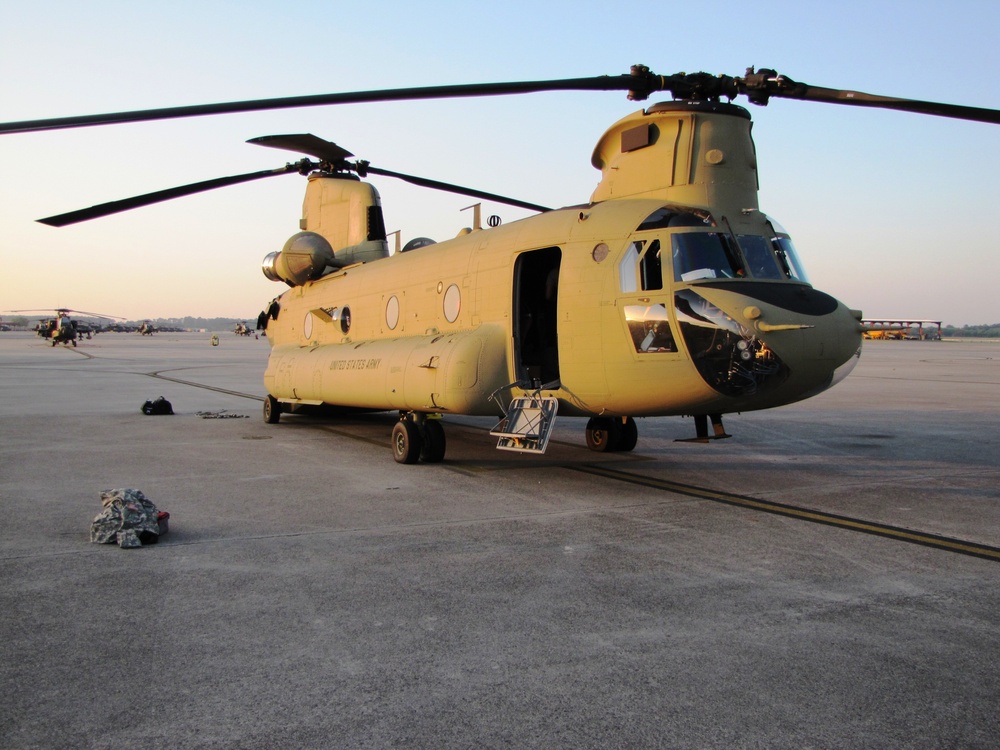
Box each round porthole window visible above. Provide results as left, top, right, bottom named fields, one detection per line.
left=443, top=284, right=461, bottom=323
left=303, top=312, right=313, bottom=339
left=385, top=296, right=399, bottom=330
left=340, top=306, right=351, bottom=334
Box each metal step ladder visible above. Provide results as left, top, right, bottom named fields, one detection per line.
left=490, top=396, right=559, bottom=453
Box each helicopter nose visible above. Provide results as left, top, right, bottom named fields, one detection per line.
left=756, top=303, right=862, bottom=400
left=674, top=285, right=863, bottom=407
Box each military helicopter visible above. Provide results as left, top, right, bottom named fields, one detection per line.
left=138, top=321, right=157, bottom=335
left=8, top=308, right=123, bottom=346
left=4, top=66, right=997, bottom=462
left=234, top=321, right=254, bottom=336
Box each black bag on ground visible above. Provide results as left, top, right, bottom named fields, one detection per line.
left=141, top=396, right=174, bottom=415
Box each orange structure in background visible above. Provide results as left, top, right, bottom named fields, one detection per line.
left=862, top=319, right=942, bottom=340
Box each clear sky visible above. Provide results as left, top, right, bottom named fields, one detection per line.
left=2, top=0, right=998, bottom=325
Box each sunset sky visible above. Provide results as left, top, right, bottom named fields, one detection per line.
left=2, top=0, right=997, bottom=324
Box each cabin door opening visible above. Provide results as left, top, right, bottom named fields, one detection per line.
left=513, top=247, right=561, bottom=386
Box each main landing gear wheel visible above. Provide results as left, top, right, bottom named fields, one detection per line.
left=420, top=420, right=446, bottom=463
left=617, top=416, right=638, bottom=452
left=392, top=420, right=422, bottom=464
left=263, top=394, right=281, bottom=424
left=586, top=417, right=620, bottom=452
left=585, top=416, right=638, bottom=452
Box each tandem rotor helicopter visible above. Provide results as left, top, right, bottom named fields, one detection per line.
left=3, top=66, right=998, bottom=462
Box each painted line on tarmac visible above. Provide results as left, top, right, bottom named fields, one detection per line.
left=572, top=463, right=1000, bottom=563
left=146, top=371, right=264, bottom=401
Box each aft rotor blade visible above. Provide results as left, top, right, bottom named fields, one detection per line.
left=362, top=165, right=552, bottom=213
left=248, top=134, right=354, bottom=163
left=249, top=132, right=551, bottom=211
left=37, top=163, right=306, bottom=227
left=0, top=71, right=662, bottom=135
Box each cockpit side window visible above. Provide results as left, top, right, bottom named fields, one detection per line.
left=620, top=239, right=667, bottom=292
left=639, top=239, right=663, bottom=291
left=618, top=241, right=641, bottom=293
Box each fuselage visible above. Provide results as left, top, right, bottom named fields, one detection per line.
left=262, top=198, right=862, bottom=419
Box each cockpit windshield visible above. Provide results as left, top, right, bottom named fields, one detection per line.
left=628, top=207, right=812, bottom=286
left=762, top=215, right=810, bottom=284
left=671, top=232, right=745, bottom=281
left=735, top=235, right=783, bottom=280
left=669, top=231, right=811, bottom=284
left=772, top=237, right=810, bottom=284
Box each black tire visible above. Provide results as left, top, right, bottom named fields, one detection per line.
left=585, top=417, right=620, bottom=452
left=392, top=420, right=422, bottom=464
left=617, top=416, right=638, bottom=452
left=420, top=420, right=446, bottom=463
left=263, top=395, right=281, bottom=424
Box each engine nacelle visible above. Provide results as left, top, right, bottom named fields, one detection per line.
left=262, top=231, right=341, bottom=286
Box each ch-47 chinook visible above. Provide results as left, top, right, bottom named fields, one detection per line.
left=6, top=66, right=998, bottom=462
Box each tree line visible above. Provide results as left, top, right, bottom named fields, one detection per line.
left=941, top=324, right=1000, bottom=338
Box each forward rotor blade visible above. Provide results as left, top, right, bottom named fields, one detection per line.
left=768, top=82, right=1000, bottom=124
left=0, top=71, right=661, bottom=135
left=37, top=163, right=306, bottom=227
left=4, top=66, right=997, bottom=135
left=362, top=165, right=552, bottom=213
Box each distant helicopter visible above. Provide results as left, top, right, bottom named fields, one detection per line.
left=4, top=66, right=997, bottom=461
left=234, top=321, right=253, bottom=336
left=8, top=308, right=123, bottom=346
left=138, top=321, right=157, bottom=335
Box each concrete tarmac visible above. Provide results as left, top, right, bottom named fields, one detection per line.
left=1, top=331, right=998, bottom=749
